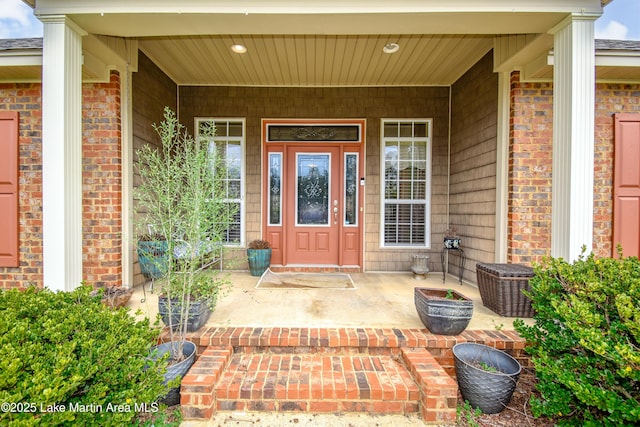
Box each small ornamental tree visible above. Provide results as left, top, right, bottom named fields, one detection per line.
left=514, top=249, right=640, bottom=426
left=135, top=107, right=235, bottom=360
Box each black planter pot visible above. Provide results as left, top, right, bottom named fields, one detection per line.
left=158, top=295, right=211, bottom=332
left=414, top=287, right=473, bottom=335
left=150, top=341, right=197, bottom=406
left=453, top=342, right=522, bottom=414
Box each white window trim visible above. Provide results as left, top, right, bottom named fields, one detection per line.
left=195, top=117, right=246, bottom=247
left=379, top=118, right=432, bottom=249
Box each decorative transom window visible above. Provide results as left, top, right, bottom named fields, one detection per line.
left=196, top=118, right=245, bottom=246
left=380, top=119, right=432, bottom=248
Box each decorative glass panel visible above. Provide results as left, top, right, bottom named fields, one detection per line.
left=268, top=153, right=282, bottom=225
left=297, top=154, right=330, bottom=225
left=344, top=154, right=358, bottom=225
left=268, top=125, right=359, bottom=142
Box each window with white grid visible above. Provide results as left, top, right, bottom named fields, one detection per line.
left=380, top=119, right=432, bottom=248
left=196, top=118, right=245, bottom=246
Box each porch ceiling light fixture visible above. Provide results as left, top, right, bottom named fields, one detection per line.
left=231, top=44, right=247, bottom=54
left=383, top=43, right=400, bottom=54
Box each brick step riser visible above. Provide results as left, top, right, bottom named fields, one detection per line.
left=228, top=346, right=404, bottom=356
left=215, top=399, right=420, bottom=414
left=180, top=328, right=528, bottom=424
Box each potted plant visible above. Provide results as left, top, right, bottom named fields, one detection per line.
left=135, top=107, right=236, bottom=405
left=414, top=287, right=473, bottom=335
left=158, top=272, right=229, bottom=332
left=453, top=342, right=522, bottom=414
left=247, top=239, right=272, bottom=276
left=444, top=226, right=461, bottom=249
left=137, top=230, right=168, bottom=294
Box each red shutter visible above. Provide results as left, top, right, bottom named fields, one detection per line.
left=0, top=111, right=19, bottom=267
left=613, top=113, right=640, bottom=258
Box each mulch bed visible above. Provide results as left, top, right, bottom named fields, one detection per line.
left=456, top=367, right=558, bottom=426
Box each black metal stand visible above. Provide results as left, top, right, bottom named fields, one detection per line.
left=441, top=247, right=466, bottom=284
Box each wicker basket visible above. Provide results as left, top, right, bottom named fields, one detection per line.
left=475, top=263, right=534, bottom=317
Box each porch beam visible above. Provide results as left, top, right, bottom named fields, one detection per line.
left=41, top=16, right=86, bottom=291
left=549, top=14, right=597, bottom=261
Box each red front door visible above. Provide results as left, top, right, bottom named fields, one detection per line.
left=285, top=146, right=340, bottom=265
left=262, top=119, right=364, bottom=270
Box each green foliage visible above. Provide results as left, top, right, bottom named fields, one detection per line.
left=135, top=107, right=237, bottom=353
left=514, top=250, right=640, bottom=426
left=165, top=271, right=230, bottom=311
left=0, top=286, right=169, bottom=426
left=457, top=400, right=482, bottom=427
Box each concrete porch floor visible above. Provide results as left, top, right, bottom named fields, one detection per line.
left=128, top=271, right=529, bottom=331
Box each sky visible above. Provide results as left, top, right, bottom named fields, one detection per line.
left=0, top=0, right=638, bottom=40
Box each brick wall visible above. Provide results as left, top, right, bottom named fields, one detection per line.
left=82, top=71, right=123, bottom=287
left=449, top=52, right=498, bottom=281
left=509, top=73, right=640, bottom=264
left=179, top=86, right=450, bottom=272
left=508, top=72, right=553, bottom=265
left=131, top=52, right=178, bottom=286
left=0, top=73, right=125, bottom=289
left=594, top=83, right=640, bottom=257
left=0, top=83, right=42, bottom=288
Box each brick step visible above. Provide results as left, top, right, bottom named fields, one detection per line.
left=181, top=346, right=458, bottom=424
left=215, top=353, right=420, bottom=413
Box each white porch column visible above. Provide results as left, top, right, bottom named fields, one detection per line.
left=495, top=71, right=510, bottom=263
left=549, top=15, right=597, bottom=261
left=41, top=17, right=86, bottom=291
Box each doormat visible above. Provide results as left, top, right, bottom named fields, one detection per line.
left=256, top=269, right=356, bottom=289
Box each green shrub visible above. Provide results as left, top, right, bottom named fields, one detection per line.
left=514, top=251, right=640, bottom=426
left=0, top=286, right=169, bottom=426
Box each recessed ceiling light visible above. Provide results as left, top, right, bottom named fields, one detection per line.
left=231, top=44, right=247, bottom=54
left=383, top=43, right=400, bottom=54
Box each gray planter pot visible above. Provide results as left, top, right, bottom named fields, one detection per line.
left=453, top=342, right=522, bottom=414
left=158, top=295, right=211, bottom=332
left=150, top=340, right=197, bottom=406
left=414, top=287, right=473, bottom=335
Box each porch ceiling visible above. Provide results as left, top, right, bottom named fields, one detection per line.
left=56, top=4, right=584, bottom=87
left=138, top=34, right=494, bottom=87
left=28, top=1, right=607, bottom=86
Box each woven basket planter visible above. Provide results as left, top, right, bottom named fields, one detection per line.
left=453, top=342, right=521, bottom=414
left=414, top=287, right=473, bottom=335
left=476, top=263, right=534, bottom=317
